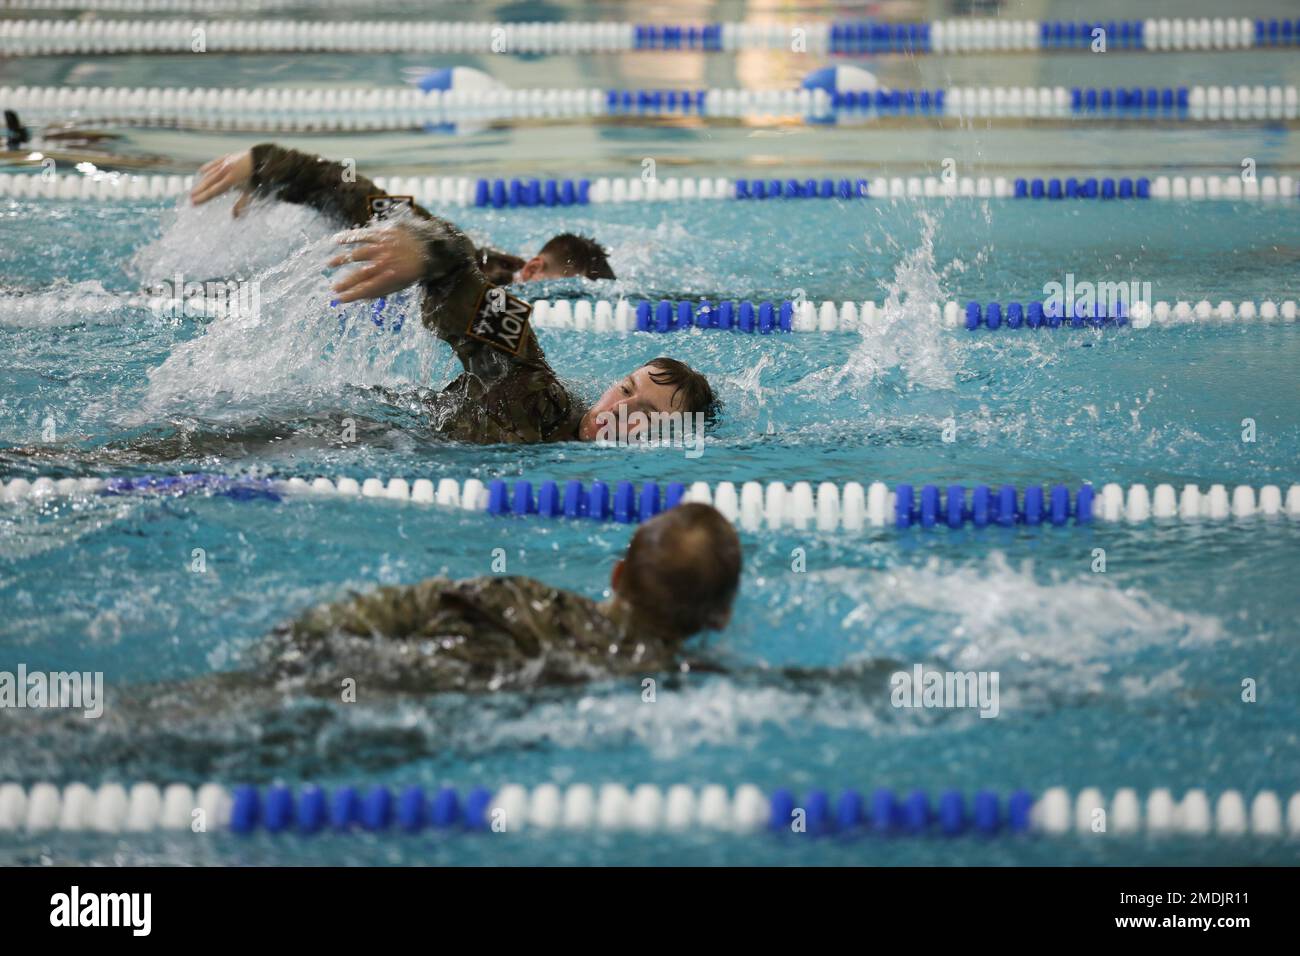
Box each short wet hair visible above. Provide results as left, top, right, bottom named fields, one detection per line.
left=540, top=233, right=616, bottom=280
left=476, top=248, right=525, bottom=285
left=645, top=356, right=721, bottom=426
left=620, top=503, right=741, bottom=638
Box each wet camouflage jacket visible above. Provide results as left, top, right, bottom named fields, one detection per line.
left=249, top=143, right=584, bottom=444
left=262, top=575, right=678, bottom=694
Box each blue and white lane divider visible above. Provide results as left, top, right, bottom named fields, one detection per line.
left=526, top=298, right=1300, bottom=333
left=5, top=168, right=1297, bottom=204
left=5, top=84, right=1296, bottom=132
left=829, top=18, right=1300, bottom=53
left=470, top=173, right=1299, bottom=206
left=3, top=291, right=1293, bottom=332
left=2, top=782, right=1297, bottom=837
left=5, top=475, right=1299, bottom=529
left=3, top=16, right=1296, bottom=55
left=946, top=299, right=1300, bottom=329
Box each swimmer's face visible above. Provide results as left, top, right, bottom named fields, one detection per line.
left=578, top=365, right=684, bottom=441
left=517, top=251, right=577, bottom=282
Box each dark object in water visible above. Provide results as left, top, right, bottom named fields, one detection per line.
left=4, top=110, right=30, bottom=152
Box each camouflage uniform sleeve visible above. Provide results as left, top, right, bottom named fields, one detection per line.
left=246, top=147, right=549, bottom=377
left=284, top=580, right=457, bottom=641
left=259, top=576, right=680, bottom=693
left=407, top=219, right=559, bottom=386
left=247, top=142, right=434, bottom=227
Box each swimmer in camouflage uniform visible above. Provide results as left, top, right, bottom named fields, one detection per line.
left=0, top=503, right=742, bottom=737
left=190, top=144, right=717, bottom=445
left=0, top=504, right=899, bottom=772
left=260, top=503, right=741, bottom=695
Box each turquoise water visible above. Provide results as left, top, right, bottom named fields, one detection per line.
left=1, top=0, right=1299, bottom=865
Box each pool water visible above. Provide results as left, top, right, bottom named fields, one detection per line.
left=1, top=0, right=1299, bottom=865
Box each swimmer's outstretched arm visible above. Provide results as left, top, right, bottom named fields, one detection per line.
left=192, top=145, right=523, bottom=286
left=191, top=143, right=436, bottom=227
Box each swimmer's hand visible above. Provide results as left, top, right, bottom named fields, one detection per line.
left=190, top=149, right=255, bottom=216
left=328, top=226, right=427, bottom=304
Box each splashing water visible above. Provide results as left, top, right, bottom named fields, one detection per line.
left=721, top=352, right=774, bottom=425
left=136, top=197, right=443, bottom=420
left=0, top=280, right=142, bottom=329
left=833, top=551, right=1224, bottom=702
left=129, top=192, right=332, bottom=283
left=799, top=212, right=961, bottom=395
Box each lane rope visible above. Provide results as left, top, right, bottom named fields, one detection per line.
left=2, top=16, right=1297, bottom=55
left=3, top=291, right=1297, bottom=334
left=2, top=169, right=1296, bottom=204
left=1, top=781, right=1295, bottom=837
left=4, top=475, right=1298, bottom=529
left=3, top=84, right=1296, bottom=132
left=525, top=298, right=1300, bottom=333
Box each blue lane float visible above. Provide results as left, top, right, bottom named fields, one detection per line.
left=604, top=89, right=709, bottom=114
left=826, top=88, right=946, bottom=113
left=1070, top=86, right=1189, bottom=113
left=961, top=300, right=1131, bottom=329
left=4, top=782, right=1291, bottom=837
left=630, top=298, right=794, bottom=333
left=100, top=473, right=282, bottom=502
left=1012, top=177, right=1149, bottom=200
left=886, top=483, right=1090, bottom=528
left=633, top=25, right=725, bottom=51
left=473, top=177, right=591, bottom=208
left=734, top=178, right=871, bottom=200
left=827, top=22, right=933, bottom=54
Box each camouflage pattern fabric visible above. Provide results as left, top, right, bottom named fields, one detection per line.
left=249, top=143, right=584, bottom=444
left=261, top=575, right=678, bottom=694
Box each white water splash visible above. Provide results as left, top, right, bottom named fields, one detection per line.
left=720, top=351, right=774, bottom=424
left=474, top=678, right=886, bottom=759
left=0, top=280, right=139, bottom=329
left=129, top=192, right=333, bottom=283
left=134, top=197, right=443, bottom=420
left=799, top=213, right=960, bottom=395
left=830, top=551, right=1224, bottom=700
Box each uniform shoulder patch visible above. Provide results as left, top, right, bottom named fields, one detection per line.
left=369, top=195, right=414, bottom=220
left=466, top=286, right=532, bottom=356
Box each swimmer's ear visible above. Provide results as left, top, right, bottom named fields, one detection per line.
left=519, top=256, right=546, bottom=282
left=609, top=558, right=625, bottom=596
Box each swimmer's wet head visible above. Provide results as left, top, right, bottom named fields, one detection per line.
left=519, top=233, right=616, bottom=282
left=606, top=502, right=742, bottom=644
left=579, top=356, right=720, bottom=444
